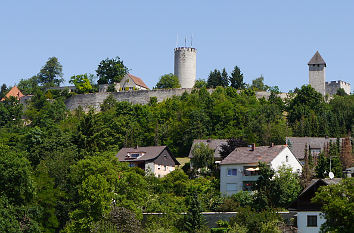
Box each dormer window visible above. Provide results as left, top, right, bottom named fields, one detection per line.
left=131, top=153, right=140, bottom=158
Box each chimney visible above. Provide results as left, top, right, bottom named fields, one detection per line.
left=251, top=143, right=255, bottom=151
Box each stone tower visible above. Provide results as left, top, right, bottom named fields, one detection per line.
left=308, top=51, right=326, bottom=95
left=174, top=47, right=197, bottom=88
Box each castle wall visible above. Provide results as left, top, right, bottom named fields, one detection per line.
left=325, top=81, right=351, bottom=95
left=64, top=89, right=288, bottom=112
left=309, top=65, right=326, bottom=95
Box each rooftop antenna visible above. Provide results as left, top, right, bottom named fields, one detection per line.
left=190, top=34, right=193, bottom=47
left=184, top=36, right=186, bottom=47
left=176, top=33, right=178, bottom=48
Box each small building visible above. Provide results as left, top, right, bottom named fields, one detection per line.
left=289, top=178, right=342, bottom=233
left=286, top=137, right=344, bottom=163
left=1, top=86, right=24, bottom=101
left=188, top=139, right=228, bottom=164
left=220, top=144, right=302, bottom=196
left=116, top=146, right=180, bottom=177
left=120, top=74, right=149, bottom=91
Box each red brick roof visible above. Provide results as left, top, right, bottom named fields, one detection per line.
left=128, top=74, right=149, bottom=89
left=220, top=145, right=287, bottom=165
left=1, top=86, right=24, bottom=101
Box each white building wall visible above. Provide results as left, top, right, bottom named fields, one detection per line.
left=220, top=164, right=245, bottom=196
left=153, top=164, right=175, bottom=178
left=174, top=47, right=197, bottom=88
left=270, top=147, right=302, bottom=173
left=220, top=147, right=302, bottom=196
left=145, top=162, right=155, bottom=175
left=297, top=211, right=325, bottom=233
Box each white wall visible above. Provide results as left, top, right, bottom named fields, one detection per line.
left=220, top=164, right=256, bottom=196
left=153, top=164, right=175, bottom=178
left=297, top=211, right=325, bottom=233
left=270, top=147, right=302, bottom=173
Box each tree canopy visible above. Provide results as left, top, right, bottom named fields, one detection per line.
left=155, top=73, right=181, bottom=89
left=38, top=57, right=64, bottom=87
left=96, top=57, right=129, bottom=84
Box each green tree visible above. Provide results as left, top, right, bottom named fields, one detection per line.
left=312, top=178, right=354, bottom=233
left=219, top=138, right=248, bottom=159
left=38, top=57, right=64, bottom=87
left=194, top=79, right=207, bottom=88
left=155, top=73, right=181, bottom=89
left=0, top=83, right=8, bottom=99
left=0, top=96, right=23, bottom=127
left=254, top=163, right=301, bottom=209
left=0, top=145, right=34, bottom=205
left=251, top=75, right=269, bottom=91
left=336, top=88, right=347, bottom=96
left=207, top=69, right=228, bottom=88
left=230, top=66, right=245, bottom=89
left=184, top=190, right=206, bottom=233
left=18, top=76, right=40, bottom=95
left=221, top=68, right=229, bottom=87
left=190, top=142, right=215, bottom=172
left=69, top=74, right=93, bottom=93
left=96, top=57, right=129, bottom=84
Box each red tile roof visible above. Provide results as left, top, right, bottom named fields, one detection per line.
left=1, top=86, right=24, bottom=101
left=220, top=145, right=287, bottom=165
left=128, top=74, right=149, bottom=89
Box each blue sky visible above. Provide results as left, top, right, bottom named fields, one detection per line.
left=0, top=1, right=353, bottom=92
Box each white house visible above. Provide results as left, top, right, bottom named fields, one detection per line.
left=116, top=146, right=180, bottom=178
left=220, top=144, right=302, bottom=196
left=120, top=73, right=149, bottom=91
left=289, top=178, right=342, bottom=233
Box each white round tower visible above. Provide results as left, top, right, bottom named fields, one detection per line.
left=174, top=47, right=197, bottom=88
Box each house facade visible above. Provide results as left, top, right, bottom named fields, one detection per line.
left=220, top=145, right=302, bottom=196
left=120, top=74, right=149, bottom=91
left=116, top=146, right=179, bottom=177
left=289, top=178, right=342, bottom=233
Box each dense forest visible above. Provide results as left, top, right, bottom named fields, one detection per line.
left=0, top=57, right=353, bottom=232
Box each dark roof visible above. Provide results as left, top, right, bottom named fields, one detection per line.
left=116, top=146, right=180, bottom=165
left=308, top=51, right=326, bottom=66
left=128, top=74, right=149, bottom=89
left=289, top=178, right=342, bottom=210
left=220, top=145, right=287, bottom=165
left=286, top=137, right=344, bottom=159
left=189, top=139, right=228, bottom=159
left=299, top=178, right=342, bottom=197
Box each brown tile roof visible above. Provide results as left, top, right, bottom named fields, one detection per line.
left=189, top=139, right=228, bottom=159
left=220, top=145, right=287, bottom=165
left=286, top=137, right=344, bottom=160
left=308, top=51, right=326, bottom=66
left=1, top=86, right=24, bottom=101
left=116, top=146, right=180, bottom=165
left=128, top=74, right=149, bottom=89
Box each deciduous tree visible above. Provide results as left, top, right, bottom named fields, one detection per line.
left=96, top=57, right=129, bottom=84
left=155, top=73, right=181, bottom=89
left=38, top=57, right=64, bottom=87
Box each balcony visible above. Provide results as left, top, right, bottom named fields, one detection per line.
left=242, top=175, right=259, bottom=182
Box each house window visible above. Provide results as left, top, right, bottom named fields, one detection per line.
left=130, top=153, right=140, bottom=158
left=307, top=215, right=317, bottom=227
left=286, top=155, right=289, bottom=162
left=129, top=163, right=135, bottom=167
left=227, top=169, right=237, bottom=176
left=226, top=183, right=237, bottom=191
left=243, top=181, right=256, bottom=191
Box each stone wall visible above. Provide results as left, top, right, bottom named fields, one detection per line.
left=64, top=89, right=289, bottom=112
left=143, top=211, right=295, bottom=228
left=325, top=80, right=351, bottom=95
left=64, top=89, right=289, bottom=111
left=309, top=65, right=326, bottom=95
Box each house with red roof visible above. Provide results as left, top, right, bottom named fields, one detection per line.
left=220, top=144, right=302, bottom=196
left=1, top=86, right=24, bottom=101
left=120, top=74, right=149, bottom=91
